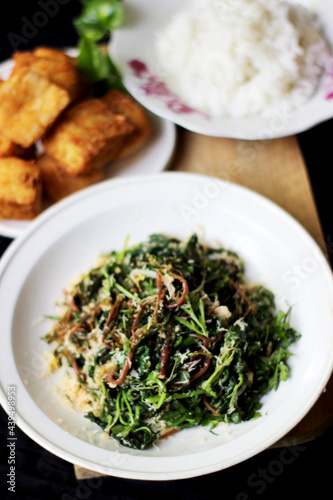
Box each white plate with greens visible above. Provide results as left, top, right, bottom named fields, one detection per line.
left=0, top=172, right=332, bottom=480
left=112, top=0, right=333, bottom=139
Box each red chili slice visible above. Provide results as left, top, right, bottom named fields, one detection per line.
left=64, top=290, right=80, bottom=313
left=189, top=331, right=224, bottom=344
left=189, top=335, right=213, bottom=383
left=228, top=278, right=255, bottom=318
left=105, top=298, right=122, bottom=328
left=165, top=273, right=189, bottom=309
left=158, top=328, right=174, bottom=379
left=70, top=354, right=85, bottom=382
left=104, top=306, right=146, bottom=386
left=159, top=428, right=180, bottom=440
left=104, top=325, right=146, bottom=387
left=102, top=337, right=113, bottom=350
left=152, top=270, right=164, bottom=323
left=189, top=355, right=211, bottom=383
left=104, top=344, right=137, bottom=386
left=131, top=305, right=146, bottom=341
left=102, top=298, right=122, bottom=349
left=203, top=396, right=219, bottom=415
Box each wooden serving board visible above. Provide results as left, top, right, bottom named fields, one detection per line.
left=74, top=129, right=333, bottom=479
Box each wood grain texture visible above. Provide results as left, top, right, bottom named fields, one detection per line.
left=170, top=129, right=324, bottom=244
left=74, top=129, right=333, bottom=479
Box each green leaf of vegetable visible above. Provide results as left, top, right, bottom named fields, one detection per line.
left=74, top=0, right=124, bottom=41
left=77, top=37, right=108, bottom=81
left=74, top=0, right=125, bottom=90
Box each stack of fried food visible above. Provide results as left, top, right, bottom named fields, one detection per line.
left=0, top=47, right=152, bottom=220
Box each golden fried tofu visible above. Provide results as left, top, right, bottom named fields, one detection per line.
left=32, top=47, right=92, bottom=101
left=12, top=49, right=85, bottom=102
left=0, top=132, right=36, bottom=159
left=102, top=90, right=152, bottom=160
left=0, top=157, right=42, bottom=219
left=42, top=99, right=133, bottom=175
left=0, top=133, right=15, bottom=157
left=1, top=75, right=36, bottom=158
left=0, top=67, right=70, bottom=148
left=33, top=47, right=74, bottom=63
left=38, top=153, right=104, bottom=201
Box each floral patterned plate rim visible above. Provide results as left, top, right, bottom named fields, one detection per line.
left=112, top=0, right=333, bottom=139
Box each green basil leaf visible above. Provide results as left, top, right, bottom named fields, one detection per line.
left=77, top=37, right=109, bottom=81
left=74, top=0, right=124, bottom=41
left=77, top=37, right=125, bottom=90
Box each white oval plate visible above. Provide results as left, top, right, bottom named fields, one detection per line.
left=112, top=0, right=333, bottom=139
left=0, top=51, right=176, bottom=239
left=0, top=172, right=333, bottom=480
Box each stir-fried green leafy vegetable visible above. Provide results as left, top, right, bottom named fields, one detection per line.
left=74, top=0, right=125, bottom=92
left=43, top=234, right=300, bottom=450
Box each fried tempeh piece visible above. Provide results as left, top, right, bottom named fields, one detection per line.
left=37, top=153, right=104, bottom=201
left=12, top=48, right=90, bottom=102
left=42, top=99, right=133, bottom=175
left=102, top=90, right=152, bottom=160
left=0, top=67, right=70, bottom=148
left=0, top=157, right=42, bottom=219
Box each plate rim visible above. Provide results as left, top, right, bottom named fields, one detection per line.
left=112, top=0, right=333, bottom=139
left=0, top=171, right=333, bottom=480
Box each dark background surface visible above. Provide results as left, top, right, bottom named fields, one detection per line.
left=0, top=1, right=332, bottom=499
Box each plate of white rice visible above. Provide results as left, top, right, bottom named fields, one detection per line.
left=112, top=0, right=333, bottom=139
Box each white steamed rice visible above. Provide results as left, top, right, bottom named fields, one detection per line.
left=155, top=0, right=331, bottom=117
